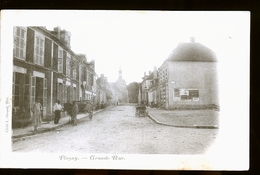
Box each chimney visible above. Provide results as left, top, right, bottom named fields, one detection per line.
left=144, top=72, right=146, bottom=76
left=60, top=30, right=71, bottom=48
left=149, top=71, right=152, bottom=75
left=54, top=26, right=61, bottom=39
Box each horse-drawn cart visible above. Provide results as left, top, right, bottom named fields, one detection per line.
left=135, top=105, right=148, bottom=117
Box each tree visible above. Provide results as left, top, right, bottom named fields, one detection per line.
left=127, top=82, right=139, bottom=103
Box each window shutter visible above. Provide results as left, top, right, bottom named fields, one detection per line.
left=34, top=36, right=37, bottom=63
left=31, top=76, right=36, bottom=103
left=57, top=82, right=60, bottom=101
left=64, top=84, right=67, bottom=103
left=43, top=78, right=47, bottom=119
left=13, top=27, right=17, bottom=57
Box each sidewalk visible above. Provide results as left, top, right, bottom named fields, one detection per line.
left=147, top=107, right=219, bottom=129
left=12, top=108, right=106, bottom=142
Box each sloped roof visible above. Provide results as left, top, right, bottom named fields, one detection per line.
left=167, top=42, right=217, bottom=62
left=116, top=76, right=126, bottom=84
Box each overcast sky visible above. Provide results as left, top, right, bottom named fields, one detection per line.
left=8, top=10, right=250, bottom=84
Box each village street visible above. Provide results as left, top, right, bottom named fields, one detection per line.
left=12, top=105, right=218, bottom=154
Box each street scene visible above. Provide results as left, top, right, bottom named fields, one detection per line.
left=1, top=11, right=250, bottom=170
left=12, top=105, right=219, bottom=154
left=11, top=12, right=221, bottom=155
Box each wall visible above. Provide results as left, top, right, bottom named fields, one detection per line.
left=168, top=61, right=219, bottom=109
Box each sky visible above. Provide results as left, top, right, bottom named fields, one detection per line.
left=10, top=10, right=249, bottom=85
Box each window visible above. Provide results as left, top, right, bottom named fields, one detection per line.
left=81, top=66, right=84, bottom=80
left=13, top=72, right=24, bottom=107
left=58, top=47, right=63, bottom=73
left=72, top=68, right=77, bottom=79
left=13, top=27, right=27, bottom=60
left=174, top=88, right=180, bottom=97
left=87, top=71, right=93, bottom=86
left=66, top=53, right=71, bottom=76
left=34, top=34, right=45, bottom=65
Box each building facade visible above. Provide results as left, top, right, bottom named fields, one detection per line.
left=141, top=68, right=159, bottom=105
left=12, top=26, right=96, bottom=125
left=158, top=40, right=218, bottom=109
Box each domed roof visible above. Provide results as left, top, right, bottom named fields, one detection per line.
left=167, top=42, right=217, bottom=62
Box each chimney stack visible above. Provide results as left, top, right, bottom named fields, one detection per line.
left=54, top=26, right=61, bottom=39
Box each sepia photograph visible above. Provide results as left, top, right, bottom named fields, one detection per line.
left=0, top=10, right=250, bottom=170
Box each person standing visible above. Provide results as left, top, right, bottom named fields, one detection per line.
left=66, top=101, right=73, bottom=124
left=71, top=101, right=78, bottom=126
left=53, top=100, right=63, bottom=124
left=84, top=101, right=93, bottom=120
left=31, top=99, right=42, bottom=131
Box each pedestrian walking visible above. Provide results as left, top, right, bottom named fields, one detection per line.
left=30, top=99, right=42, bottom=131
left=101, top=101, right=104, bottom=109
left=53, top=99, right=63, bottom=124
left=71, top=101, right=78, bottom=126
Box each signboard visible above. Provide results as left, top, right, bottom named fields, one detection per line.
left=176, top=89, right=199, bottom=101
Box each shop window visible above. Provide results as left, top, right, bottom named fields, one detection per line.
left=13, top=72, right=25, bottom=107
left=57, top=82, right=63, bottom=102
left=13, top=27, right=27, bottom=60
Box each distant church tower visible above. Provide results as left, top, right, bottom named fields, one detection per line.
left=113, top=67, right=129, bottom=103
left=119, top=67, right=122, bottom=77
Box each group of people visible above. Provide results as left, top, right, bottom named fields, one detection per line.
left=30, top=99, right=79, bottom=132
left=53, top=100, right=78, bottom=126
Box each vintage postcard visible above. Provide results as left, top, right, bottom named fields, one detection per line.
left=0, top=10, right=250, bottom=170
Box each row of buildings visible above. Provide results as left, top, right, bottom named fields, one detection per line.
left=140, top=38, right=219, bottom=110
left=12, top=26, right=127, bottom=125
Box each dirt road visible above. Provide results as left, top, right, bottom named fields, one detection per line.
left=12, top=105, right=218, bottom=154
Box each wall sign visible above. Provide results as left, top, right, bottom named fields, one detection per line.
left=174, top=88, right=199, bottom=101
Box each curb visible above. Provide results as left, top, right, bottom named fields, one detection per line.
left=12, top=106, right=114, bottom=143
left=12, top=122, right=70, bottom=143
left=148, top=114, right=219, bottom=129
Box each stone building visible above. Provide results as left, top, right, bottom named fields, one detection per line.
left=141, top=67, right=159, bottom=105
left=158, top=39, right=218, bottom=109
left=12, top=26, right=96, bottom=126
